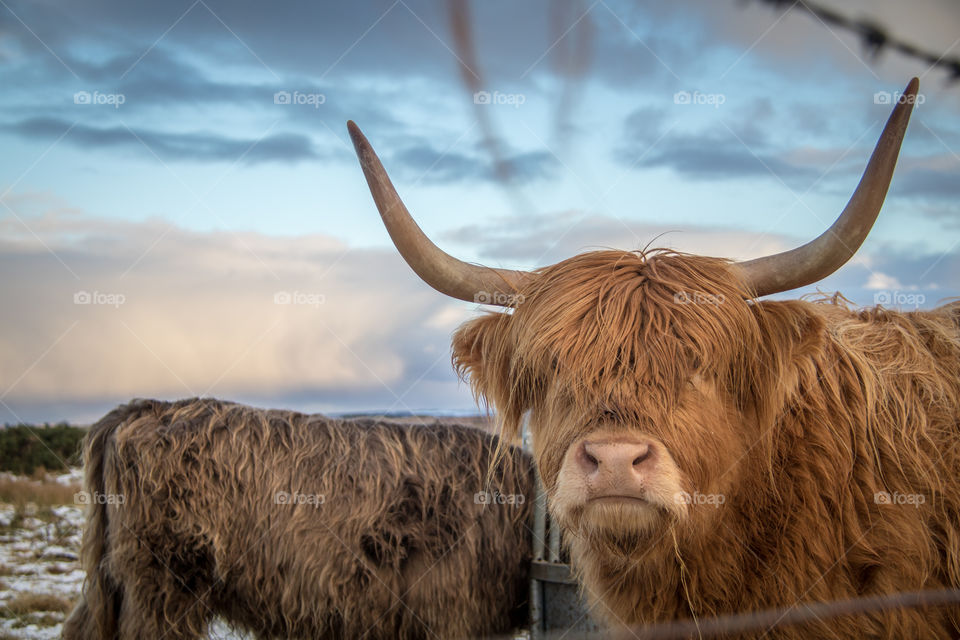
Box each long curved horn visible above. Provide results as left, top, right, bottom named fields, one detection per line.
left=348, top=121, right=531, bottom=305
left=737, top=78, right=919, bottom=297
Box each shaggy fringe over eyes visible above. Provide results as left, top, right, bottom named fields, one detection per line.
left=453, top=250, right=763, bottom=442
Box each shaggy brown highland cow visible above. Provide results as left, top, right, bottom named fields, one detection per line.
left=62, top=398, right=533, bottom=640
left=348, top=78, right=960, bottom=638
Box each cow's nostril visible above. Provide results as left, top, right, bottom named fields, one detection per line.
left=579, top=444, right=600, bottom=472
left=632, top=447, right=651, bottom=466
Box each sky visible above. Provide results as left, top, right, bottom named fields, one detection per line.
left=1, top=0, right=958, bottom=424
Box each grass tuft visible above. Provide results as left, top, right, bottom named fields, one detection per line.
left=3, top=592, right=72, bottom=615
left=0, top=476, right=81, bottom=509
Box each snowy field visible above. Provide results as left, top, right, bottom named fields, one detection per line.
left=0, top=470, right=250, bottom=640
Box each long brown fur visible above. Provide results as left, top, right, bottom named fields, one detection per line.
left=62, top=398, right=534, bottom=640
left=452, top=249, right=960, bottom=639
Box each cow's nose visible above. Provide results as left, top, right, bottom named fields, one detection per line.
left=578, top=440, right=652, bottom=474
left=574, top=440, right=655, bottom=499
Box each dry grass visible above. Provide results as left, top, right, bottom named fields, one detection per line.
left=2, top=593, right=72, bottom=616
left=1, top=611, right=64, bottom=629
left=0, top=476, right=80, bottom=508
left=45, top=564, right=73, bottom=575
left=0, top=564, right=11, bottom=577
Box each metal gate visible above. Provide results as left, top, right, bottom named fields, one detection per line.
left=522, top=417, right=600, bottom=637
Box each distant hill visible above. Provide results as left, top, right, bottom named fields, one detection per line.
left=337, top=411, right=495, bottom=432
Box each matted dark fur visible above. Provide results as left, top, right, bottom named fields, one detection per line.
left=452, top=250, right=960, bottom=639
left=62, top=398, right=533, bottom=640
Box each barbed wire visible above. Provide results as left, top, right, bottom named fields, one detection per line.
left=753, top=0, right=960, bottom=82
left=446, top=0, right=537, bottom=215
left=446, top=0, right=957, bottom=192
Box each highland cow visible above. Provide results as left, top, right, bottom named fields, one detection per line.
left=349, top=77, right=960, bottom=638
left=63, top=398, right=533, bottom=640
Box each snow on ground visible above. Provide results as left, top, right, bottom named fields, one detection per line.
left=49, top=470, right=84, bottom=488
left=0, top=470, right=250, bottom=639
left=0, top=485, right=85, bottom=639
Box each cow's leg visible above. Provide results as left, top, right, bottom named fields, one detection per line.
left=111, top=533, right=214, bottom=640
left=116, top=565, right=213, bottom=640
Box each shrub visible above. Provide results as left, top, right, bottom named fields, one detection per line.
left=0, top=424, right=85, bottom=475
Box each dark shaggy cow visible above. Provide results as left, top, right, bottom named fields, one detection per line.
left=348, top=78, right=960, bottom=638
left=63, top=398, right=533, bottom=640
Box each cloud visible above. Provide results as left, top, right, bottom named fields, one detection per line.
left=391, top=143, right=558, bottom=185
left=0, top=207, right=477, bottom=423
left=2, top=199, right=956, bottom=425
left=615, top=110, right=819, bottom=184
left=4, top=45, right=382, bottom=128
left=51, top=49, right=275, bottom=106
left=895, top=167, right=960, bottom=199
left=631, top=137, right=816, bottom=181
left=3, top=117, right=323, bottom=163
left=442, top=210, right=960, bottom=304
left=612, top=90, right=922, bottom=190
left=445, top=210, right=800, bottom=266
